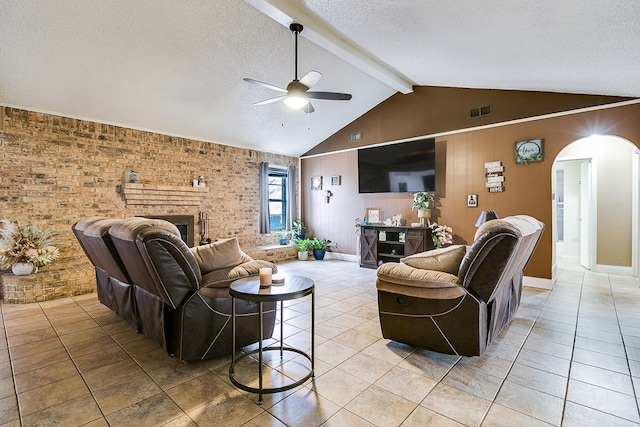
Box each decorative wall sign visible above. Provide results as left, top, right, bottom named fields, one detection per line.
left=330, top=175, right=341, bottom=186
left=311, top=176, right=322, bottom=190
left=515, top=138, right=543, bottom=164
left=484, top=161, right=504, bottom=192
left=467, top=194, right=478, bottom=207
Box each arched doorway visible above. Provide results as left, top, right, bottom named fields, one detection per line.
left=552, top=135, right=638, bottom=282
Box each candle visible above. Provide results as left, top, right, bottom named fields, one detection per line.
left=259, top=267, right=272, bottom=287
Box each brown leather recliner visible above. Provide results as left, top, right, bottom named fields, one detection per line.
left=73, top=217, right=277, bottom=361
left=376, top=215, right=545, bottom=356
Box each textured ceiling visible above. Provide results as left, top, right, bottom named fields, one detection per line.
left=1, top=1, right=638, bottom=157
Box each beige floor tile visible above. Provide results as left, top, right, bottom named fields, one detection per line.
left=81, top=358, right=145, bottom=391
left=10, top=347, right=70, bottom=375
left=243, top=410, right=289, bottom=427
left=52, top=318, right=99, bottom=336
left=455, top=353, right=513, bottom=379
left=105, top=393, right=184, bottom=427
left=570, top=361, right=635, bottom=395
left=13, top=359, right=78, bottom=394
left=494, top=380, right=565, bottom=425
left=268, top=386, right=340, bottom=426
left=420, top=383, right=490, bottom=426
left=323, top=408, right=374, bottom=426
left=165, top=371, right=235, bottom=412
left=482, top=403, right=554, bottom=426
left=514, top=347, right=571, bottom=377
left=360, top=339, right=414, bottom=365
left=338, top=352, right=394, bottom=384
left=346, top=385, right=417, bottom=426
left=566, top=379, right=640, bottom=423
left=441, top=365, right=503, bottom=400
left=374, top=366, right=437, bottom=404
left=401, top=406, right=465, bottom=426
left=7, top=336, right=63, bottom=360
left=562, top=401, right=640, bottom=427
left=311, top=367, right=370, bottom=406
left=398, top=349, right=459, bottom=382
left=5, top=328, right=58, bottom=349
left=332, top=329, right=379, bottom=352
left=147, top=359, right=211, bottom=390
left=17, top=374, right=89, bottom=416
left=73, top=346, right=130, bottom=373
left=315, top=340, right=358, bottom=366
left=506, top=363, right=568, bottom=398
left=572, top=347, right=631, bottom=375
left=20, top=394, right=102, bottom=427
left=0, top=395, right=19, bottom=425
left=93, top=372, right=162, bottom=415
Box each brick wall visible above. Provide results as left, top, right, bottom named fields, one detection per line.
left=0, top=107, right=298, bottom=290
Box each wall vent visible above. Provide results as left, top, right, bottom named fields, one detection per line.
left=470, top=105, right=492, bottom=118
left=349, top=131, right=363, bottom=142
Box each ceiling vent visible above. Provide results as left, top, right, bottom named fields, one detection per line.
left=470, top=105, right=492, bottom=118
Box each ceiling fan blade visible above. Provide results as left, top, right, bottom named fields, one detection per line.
left=299, top=71, right=322, bottom=89
left=306, top=91, right=352, bottom=101
left=254, top=95, right=287, bottom=106
left=302, top=102, right=315, bottom=114
left=243, top=78, right=287, bottom=93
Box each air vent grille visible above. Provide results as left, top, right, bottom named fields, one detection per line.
left=470, top=105, right=492, bottom=118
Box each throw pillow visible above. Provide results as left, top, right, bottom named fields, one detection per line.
left=400, top=245, right=467, bottom=275
left=190, top=237, right=251, bottom=274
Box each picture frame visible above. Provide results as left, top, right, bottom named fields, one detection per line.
left=366, top=208, right=382, bottom=224
left=467, top=194, right=478, bottom=207
left=311, top=176, right=322, bottom=190
left=330, top=175, right=341, bottom=186
left=515, top=138, right=543, bottom=164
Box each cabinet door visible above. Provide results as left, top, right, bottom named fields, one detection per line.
left=404, top=230, right=425, bottom=256
left=360, top=227, right=378, bottom=268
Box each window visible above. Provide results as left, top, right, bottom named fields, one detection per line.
left=268, top=167, right=288, bottom=231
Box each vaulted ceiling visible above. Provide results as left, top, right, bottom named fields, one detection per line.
left=1, top=1, right=639, bottom=157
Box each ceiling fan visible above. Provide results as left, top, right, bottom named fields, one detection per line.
left=243, top=23, right=352, bottom=113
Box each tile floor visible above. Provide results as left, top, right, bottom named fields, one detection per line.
left=0, top=259, right=639, bottom=426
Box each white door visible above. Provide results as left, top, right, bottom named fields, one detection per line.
left=579, top=160, right=592, bottom=269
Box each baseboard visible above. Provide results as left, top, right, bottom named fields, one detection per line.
left=594, top=264, right=633, bottom=276
left=524, top=276, right=553, bottom=290
left=325, top=252, right=359, bottom=262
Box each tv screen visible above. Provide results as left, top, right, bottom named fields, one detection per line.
left=358, top=138, right=436, bottom=193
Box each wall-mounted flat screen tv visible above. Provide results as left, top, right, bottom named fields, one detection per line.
left=358, top=138, right=435, bottom=193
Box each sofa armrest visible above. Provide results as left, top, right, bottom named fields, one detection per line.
left=376, top=262, right=465, bottom=299
left=400, top=245, right=467, bottom=275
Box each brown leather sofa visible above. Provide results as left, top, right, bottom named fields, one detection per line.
left=73, top=217, right=277, bottom=361
left=376, top=215, right=544, bottom=356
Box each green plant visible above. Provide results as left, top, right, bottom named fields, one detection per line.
left=293, top=237, right=312, bottom=252
left=411, top=192, right=434, bottom=210
left=310, top=237, right=332, bottom=250
left=292, top=219, right=307, bottom=235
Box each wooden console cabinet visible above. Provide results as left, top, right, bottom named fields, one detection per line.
left=359, top=225, right=433, bottom=269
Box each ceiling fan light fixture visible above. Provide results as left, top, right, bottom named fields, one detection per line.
left=283, top=95, right=308, bottom=109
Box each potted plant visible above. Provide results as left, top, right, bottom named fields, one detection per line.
left=275, top=230, right=291, bottom=245
left=292, top=219, right=307, bottom=240
left=0, top=220, right=60, bottom=275
left=411, top=192, right=434, bottom=226
left=293, top=237, right=312, bottom=260
left=310, top=237, right=332, bottom=260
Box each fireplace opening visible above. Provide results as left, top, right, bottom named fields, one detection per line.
left=146, top=215, right=195, bottom=247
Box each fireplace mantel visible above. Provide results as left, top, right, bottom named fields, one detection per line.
left=119, top=183, right=209, bottom=206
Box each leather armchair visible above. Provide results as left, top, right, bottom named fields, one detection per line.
left=376, top=215, right=544, bottom=356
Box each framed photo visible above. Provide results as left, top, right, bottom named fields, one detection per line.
left=467, top=194, right=478, bottom=207
left=330, top=175, right=341, bottom=186
left=311, top=176, right=322, bottom=190
left=515, top=138, right=543, bottom=164
left=366, top=208, right=382, bottom=224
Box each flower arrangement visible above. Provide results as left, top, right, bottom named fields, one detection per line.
left=411, top=192, right=434, bottom=210
left=0, top=221, right=60, bottom=269
left=429, top=222, right=453, bottom=248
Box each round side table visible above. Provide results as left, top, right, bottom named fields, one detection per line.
left=229, top=273, right=315, bottom=404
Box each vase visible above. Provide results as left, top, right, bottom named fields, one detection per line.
left=312, top=249, right=326, bottom=260
left=12, top=262, right=34, bottom=275
left=297, top=251, right=308, bottom=261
